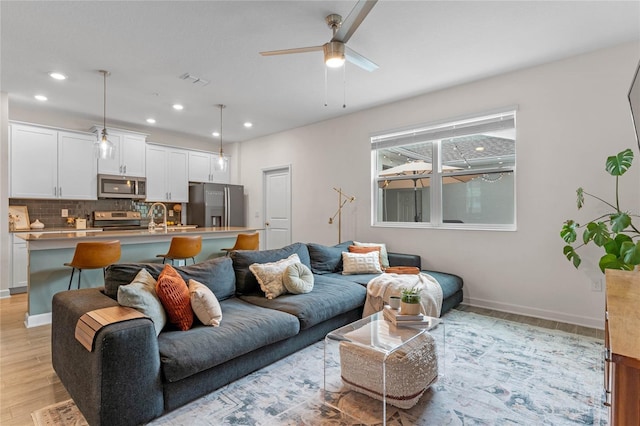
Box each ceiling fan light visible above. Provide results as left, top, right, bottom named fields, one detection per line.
left=324, top=42, right=345, bottom=68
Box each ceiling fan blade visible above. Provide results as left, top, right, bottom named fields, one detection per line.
left=260, top=46, right=323, bottom=56
left=332, top=0, right=378, bottom=44
left=345, top=46, right=379, bottom=72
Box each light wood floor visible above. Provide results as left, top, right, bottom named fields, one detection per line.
left=0, top=294, right=69, bottom=426
left=0, top=294, right=603, bottom=425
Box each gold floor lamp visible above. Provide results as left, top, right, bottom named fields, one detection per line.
left=328, top=187, right=356, bottom=244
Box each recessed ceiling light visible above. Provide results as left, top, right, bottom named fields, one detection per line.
left=212, top=131, right=220, bottom=137
left=173, top=104, right=184, bottom=110
left=475, top=146, right=485, bottom=152
left=243, top=122, right=253, bottom=128
left=49, top=72, right=67, bottom=80
left=146, top=118, right=156, bottom=124
left=34, top=95, right=48, bottom=101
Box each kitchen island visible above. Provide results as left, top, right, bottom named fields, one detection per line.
left=17, top=226, right=261, bottom=327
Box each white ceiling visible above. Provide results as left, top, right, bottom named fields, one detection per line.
left=2, top=1, right=639, bottom=144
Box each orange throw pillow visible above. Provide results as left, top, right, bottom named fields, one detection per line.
left=156, top=264, right=193, bottom=331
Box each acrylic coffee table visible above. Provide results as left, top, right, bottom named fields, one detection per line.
left=324, top=310, right=444, bottom=425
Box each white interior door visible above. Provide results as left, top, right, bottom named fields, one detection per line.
left=263, top=166, right=291, bottom=250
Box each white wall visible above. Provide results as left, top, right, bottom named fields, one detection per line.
left=239, top=42, right=640, bottom=329
left=0, top=92, right=10, bottom=296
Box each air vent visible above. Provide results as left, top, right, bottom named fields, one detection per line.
left=179, top=73, right=209, bottom=86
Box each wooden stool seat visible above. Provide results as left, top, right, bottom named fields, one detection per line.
left=222, top=233, right=259, bottom=254
left=156, top=235, right=202, bottom=265
left=65, top=240, right=121, bottom=290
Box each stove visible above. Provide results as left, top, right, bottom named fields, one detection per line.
left=93, top=211, right=144, bottom=231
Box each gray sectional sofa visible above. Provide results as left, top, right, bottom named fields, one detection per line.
left=52, top=241, right=463, bottom=425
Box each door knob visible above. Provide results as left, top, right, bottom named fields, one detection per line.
left=265, top=222, right=270, bottom=226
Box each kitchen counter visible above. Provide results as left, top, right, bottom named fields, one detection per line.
left=19, top=226, right=262, bottom=327
left=11, top=227, right=104, bottom=233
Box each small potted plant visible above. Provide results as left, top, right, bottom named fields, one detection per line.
left=400, top=286, right=421, bottom=315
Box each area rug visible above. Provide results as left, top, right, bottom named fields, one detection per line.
left=33, top=310, right=607, bottom=425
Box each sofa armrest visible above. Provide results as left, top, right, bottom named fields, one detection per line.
left=387, top=252, right=422, bottom=269
left=52, top=288, right=164, bottom=426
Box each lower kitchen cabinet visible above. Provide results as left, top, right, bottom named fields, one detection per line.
left=10, top=234, right=28, bottom=291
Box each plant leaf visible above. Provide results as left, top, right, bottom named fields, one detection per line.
left=583, top=222, right=611, bottom=246
left=598, top=254, right=628, bottom=272
left=563, top=245, right=581, bottom=268
left=560, top=220, right=578, bottom=243
left=605, top=149, right=634, bottom=176
left=610, top=213, right=632, bottom=233
left=621, top=241, right=640, bottom=266
left=576, top=188, right=584, bottom=209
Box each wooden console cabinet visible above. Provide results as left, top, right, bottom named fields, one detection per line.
left=605, top=269, right=640, bottom=425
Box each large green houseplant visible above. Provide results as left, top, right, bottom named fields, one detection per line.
left=561, top=148, right=640, bottom=272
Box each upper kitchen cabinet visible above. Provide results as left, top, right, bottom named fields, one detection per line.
left=92, top=127, right=147, bottom=177
left=146, top=144, right=189, bottom=202
left=10, top=123, right=97, bottom=200
left=188, top=150, right=230, bottom=184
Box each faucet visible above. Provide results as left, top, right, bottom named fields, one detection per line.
left=148, top=203, right=167, bottom=232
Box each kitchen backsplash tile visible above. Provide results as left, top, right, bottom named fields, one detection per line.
left=9, top=199, right=181, bottom=228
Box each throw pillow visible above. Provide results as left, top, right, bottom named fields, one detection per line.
left=117, top=268, right=167, bottom=336
left=249, top=253, right=300, bottom=299
left=307, top=241, right=353, bottom=274
left=342, top=251, right=383, bottom=275
left=348, top=245, right=383, bottom=268
left=188, top=279, right=222, bottom=326
left=283, top=262, right=314, bottom=294
left=354, top=241, right=390, bottom=269
left=156, top=264, right=193, bottom=331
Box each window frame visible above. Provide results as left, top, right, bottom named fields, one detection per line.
left=371, top=108, right=517, bottom=231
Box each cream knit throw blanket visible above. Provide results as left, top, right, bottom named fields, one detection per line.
left=363, top=273, right=443, bottom=318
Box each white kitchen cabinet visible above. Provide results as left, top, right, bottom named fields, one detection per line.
left=10, top=234, right=28, bottom=290
left=93, top=127, right=147, bottom=177
left=10, top=123, right=97, bottom=199
left=188, top=150, right=230, bottom=183
left=146, top=144, right=189, bottom=202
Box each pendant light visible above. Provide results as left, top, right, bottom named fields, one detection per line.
left=212, top=104, right=228, bottom=173
left=95, top=70, right=115, bottom=160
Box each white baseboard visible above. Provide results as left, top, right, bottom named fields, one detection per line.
left=0, top=289, right=10, bottom=299
left=24, top=312, right=52, bottom=328
left=463, top=296, right=604, bottom=330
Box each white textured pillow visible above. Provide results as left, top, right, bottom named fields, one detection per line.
left=117, top=268, right=167, bottom=336
left=188, top=279, right=222, bottom=326
left=354, top=241, right=390, bottom=269
left=283, top=262, right=314, bottom=294
left=341, top=251, right=383, bottom=275
left=249, top=253, right=301, bottom=299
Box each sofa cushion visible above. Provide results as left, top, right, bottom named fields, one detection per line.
left=189, top=279, right=222, bottom=327
left=104, top=257, right=236, bottom=301
left=156, top=265, right=193, bottom=331
left=249, top=253, right=300, bottom=299
left=117, top=268, right=167, bottom=336
left=283, top=263, right=314, bottom=294
left=307, top=241, right=353, bottom=274
left=239, top=275, right=366, bottom=330
left=157, top=297, right=299, bottom=382
left=422, top=270, right=464, bottom=300
left=231, top=242, right=311, bottom=295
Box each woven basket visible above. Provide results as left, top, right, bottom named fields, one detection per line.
left=339, top=332, right=438, bottom=409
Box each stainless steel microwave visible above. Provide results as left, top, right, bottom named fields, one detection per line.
left=98, top=174, right=146, bottom=199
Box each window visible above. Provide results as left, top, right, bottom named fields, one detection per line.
left=372, top=110, right=516, bottom=230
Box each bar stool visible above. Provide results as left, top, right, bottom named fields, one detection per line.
left=156, top=235, right=202, bottom=265
left=65, top=240, right=121, bottom=290
left=222, top=233, right=259, bottom=255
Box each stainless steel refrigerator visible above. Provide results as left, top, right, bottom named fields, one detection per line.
left=188, top=183, right=245, bottom=227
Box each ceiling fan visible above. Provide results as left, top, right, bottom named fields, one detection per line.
left=260, top=0, right=379, bottom=72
